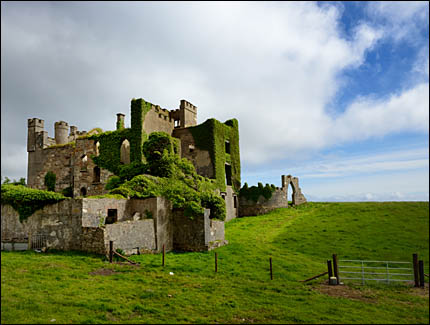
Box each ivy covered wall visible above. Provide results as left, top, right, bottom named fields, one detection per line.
left=188, top=118, right=240, bottom=193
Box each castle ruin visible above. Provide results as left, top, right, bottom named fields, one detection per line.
left=2, top=98, right=306, bottom=255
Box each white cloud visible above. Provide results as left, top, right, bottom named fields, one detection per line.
left=331, top=83, right=429, bottom=143
left=1, top=1, right=428, bottom=186
left=366, top=1, right=429, bottom=43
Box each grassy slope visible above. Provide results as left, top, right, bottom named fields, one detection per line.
left=1, top=202, right=429, bottom=324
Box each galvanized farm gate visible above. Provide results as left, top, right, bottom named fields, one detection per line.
left=338, top=259, right=414, bottom=285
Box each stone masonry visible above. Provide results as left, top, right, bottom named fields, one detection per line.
left=239, top=175, right=307, bottom=217
left=1, top=196, right=227, bottom=255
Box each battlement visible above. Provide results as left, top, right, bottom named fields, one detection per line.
left=55, top=121, right=69, bottom=128
left=28, top=118, right=44, bottom=128
left=180, top=99, right=197, bottom=112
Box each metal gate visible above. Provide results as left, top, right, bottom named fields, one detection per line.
left=338, top=259, right=414, bottom=285
left=30, top=234, right=47, bottom=249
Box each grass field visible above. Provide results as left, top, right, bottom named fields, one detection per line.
left=1, top=202, right=429, bottom=324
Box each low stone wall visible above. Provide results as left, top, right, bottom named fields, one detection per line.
left=105, top=219, right=156, bottom=255
left=207, top=219, right=227, bottom=250
left=82, top=198, right=128, bottom=227
left=1, top=201, right=82, bottom=250
left=81, top=227, right=106, bottom=255
left=239, top=189, right=288, bottom=217
left=172, top=209, right=209, bottom=251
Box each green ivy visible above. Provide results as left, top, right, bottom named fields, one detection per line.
left=188, top=118, right=241, bottom=192
left=130, top=98, right=152, bottom=162
left=239, top=182, right=276, bottom=203
left=89, top=128, right=133, bottom=175
left=44, top=171, right=56, bottom=192
left=61, top=186, right=73, bottom=197
left=109, top=133, right=226, bottom=220
left=1, top=184, right=66, bottom=222
left=88, top=98, right=153, bottom=174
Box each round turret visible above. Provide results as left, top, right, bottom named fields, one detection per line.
left=55, top=121, right=69, bottom=144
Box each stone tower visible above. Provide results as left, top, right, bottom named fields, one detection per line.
left=54, top=121, right=69, bottom=145
left=27, top=118, right=46, bottom=187
left=179, top=99, right=197, bottom=128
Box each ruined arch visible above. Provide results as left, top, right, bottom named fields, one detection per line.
left=120, top=139, right=130, bottom=164
left=281, top=175, right=307, bottom=207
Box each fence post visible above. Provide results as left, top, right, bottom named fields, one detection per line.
left=413, top=253, right=419, bottom=287
left=215, top=252, right=218, bottom=273
left=109, top=241, right=113, bottom=263
left=162, top=244, right=165, bottom=267
left=327, top=260, right=333, bottom=279
left=386, top=262, right=390, bottom=284
left=28, top=232, right=32, bottom=250
left=269, top=257, right=273, bottom=280
left=419, top=260, right=424, bottom=288
left=332, top=254, right=339, bottom=284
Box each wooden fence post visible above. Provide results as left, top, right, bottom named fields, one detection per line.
left=269, top=257, right=273, bottom=280
left=162, top=244, right=165, bottom=267
left=109, top=241, right=113, bottom=263
left=419, top=260, right=424, bottom=288
left=413, top=253, right=419, bottom=287
left=215, top=252, right=218, bottom=273
left=332, top=254, right=339, bottom=284
left=327, top=260, right=333, bottom=279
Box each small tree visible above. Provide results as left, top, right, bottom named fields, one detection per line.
left=44, top=171, right=56, bottom=192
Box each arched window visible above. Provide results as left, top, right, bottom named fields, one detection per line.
left=80, top=187, right=87, bottom=197
left=120, top=139, right=130, bottom=164
left=95, top=141, right=100, bottom=157
left=80, top=154, right=88, bottom=171
left=93, top=166, right=100, bottom=183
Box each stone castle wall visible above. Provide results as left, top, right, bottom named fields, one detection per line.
left=1, top=200, right=83, bottom=250
left=1, top=196, right=225, bottom=255
left=172, top=128, right=214, bottom=179
left=239, top=188, right=289, bottom=217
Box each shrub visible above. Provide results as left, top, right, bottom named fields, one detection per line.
left=44, top=171, right=56, bottom=192
left=61, top=186, right=73, bottom=197
left=1, top=184, right=66, bottom=222
left=200, top=191, right=226, bottom=221
left=105, top=176, right=122, bottom=190
left=239, top=183, right=276, bottom=203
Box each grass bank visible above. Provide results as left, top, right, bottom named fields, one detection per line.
left=1, top=202, right=429, bottom=324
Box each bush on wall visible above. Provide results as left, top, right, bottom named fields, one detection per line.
left=44, top=171, right=56, bottom=192
left=1, top=184, right=66, bottom=222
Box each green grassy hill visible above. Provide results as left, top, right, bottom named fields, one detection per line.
left=1, top=202, right=429, bottom=324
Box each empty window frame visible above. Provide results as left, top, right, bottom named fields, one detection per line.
left=105, top=209, right=118, bottom=224
left=93, top=166, right=101, bottom=183
left=225, top=164, right=232, bottom=186
left=225, top=140, right=231, bottom=154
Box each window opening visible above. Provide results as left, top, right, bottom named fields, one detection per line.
left=106, top=209, right=118, bottom=224
left=93, top=166, right=100, bottom=183
left=80, top=187, right=87, bottom=197
left=225, top=140, right=231, bottom=154
left=120, top=139, right=130, bottom=164
left=225, top=164, right=232, bottom=186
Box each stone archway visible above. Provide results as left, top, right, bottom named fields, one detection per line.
left=120, top=139, right=130, bottom=164
left=281, top=175, right=307, bottom=206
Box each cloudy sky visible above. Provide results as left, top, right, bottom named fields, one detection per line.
left=2, top=1, right=429, bottom=201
